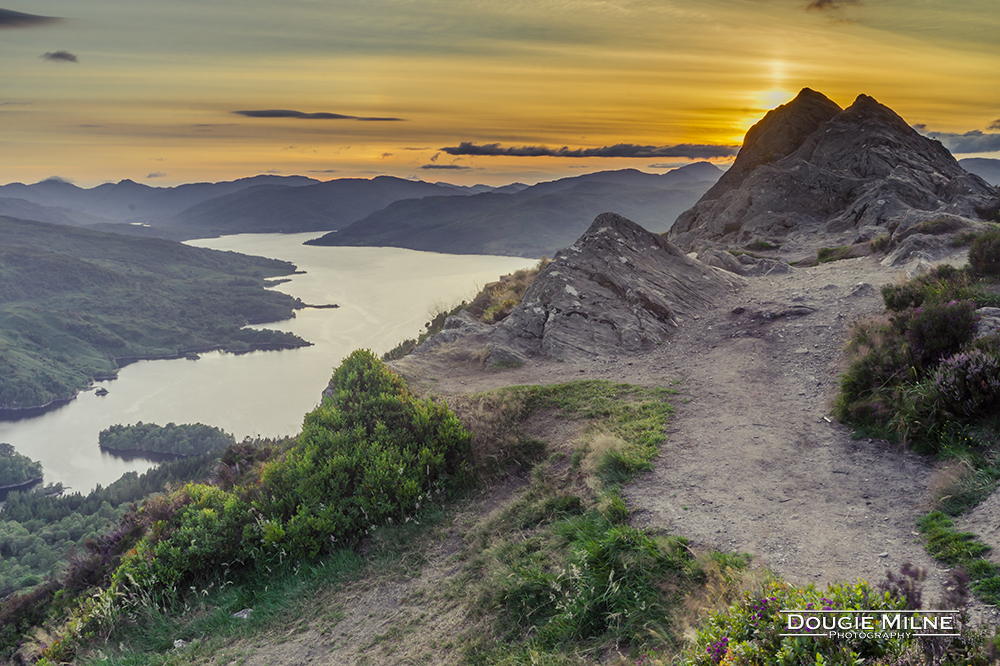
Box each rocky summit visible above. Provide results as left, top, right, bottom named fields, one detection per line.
left=669, top=88, right=997, bottom=255
left=415, top=213, right=745, bottom=364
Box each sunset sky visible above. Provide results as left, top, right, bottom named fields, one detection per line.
left=2, top=0, right=998, bottom=188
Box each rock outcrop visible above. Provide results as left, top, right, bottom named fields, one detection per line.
left=414, top=213, right=746, bottom=364
left=669, top=89, right=998, bottom=254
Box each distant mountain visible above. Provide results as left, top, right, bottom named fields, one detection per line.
left=157, top=176, right=473, bottom=239
left=960, top=158, right=1000, bottom=186
left=0, top=175, right=319, bottom=226
left=670, top=89, right=997, bottom=252
left=306, top=164, right=723, bottom=257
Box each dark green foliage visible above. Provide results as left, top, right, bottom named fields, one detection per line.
left=108, top=351, right=472, bottom=606
left=98, top=422, right=235, bottom=457
left=255, top=350, right=473, bottom=558
left=0, top=455, right=219, bottom=659
left=969, top=227, right=1000, bottom=276
left=903, top=300, right=978, bottom=371
left=0, top=216, right=307, bottom=410
left=0, top=442, right=42, bottom=487
left=835, top=300, right=979, bottom=447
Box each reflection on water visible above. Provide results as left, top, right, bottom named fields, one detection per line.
left=0, top=233, right=533, bottom=492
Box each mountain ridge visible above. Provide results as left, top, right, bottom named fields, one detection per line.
left=305, top=163, right=724, bottom=257
left=669, top=89, right=998, bottom=255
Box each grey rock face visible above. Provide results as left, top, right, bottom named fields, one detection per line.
left=669, top=89, right=997, bottom=252
left=489, top=213, right=746, bottom=361
left=976, top=307, right=1000, bottom=339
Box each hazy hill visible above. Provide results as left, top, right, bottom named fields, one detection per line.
left=306, top=164, right=723, bottom=257
left=960, top=157, right=1000, bottom=186
left=670, top=89, right=997, bottom=252
left=157, top=175, right=474, bottom=239
left=0, top=216, right=306, bottom=414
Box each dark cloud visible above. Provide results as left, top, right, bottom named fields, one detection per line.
left=920, top=129, right=1000, bottom=154
left=42, top=50, right=78, bottom=63
left=806, top=0, right=860, bottom=11
left=421, top=164, right=472, bottom=170
left=0, top=8, right=59, bottom=28
left=990, top=120, right=1000, bottom=131
left=146, top=172, right=167, bottom=179
left=440, top=142, right=739, bottom=159
left=307, top=169, right=341, bottom=173
left=41, top=176, right=73, bottom=183
left=233, top=109, right=404, bottom=122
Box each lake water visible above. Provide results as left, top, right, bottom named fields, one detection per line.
left=0, top=234, right=533, bottom=494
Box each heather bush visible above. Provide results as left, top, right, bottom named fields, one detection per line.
left=969, top=227, right=1000, bottom=277
left=676, top=574, right=999, bottom=666
left=681, top=579, right=908, bottom=666
left=898, top=300, right=978, bottom=371
left=835, top=301, right=980, bottom=446
left=928, top=349, right=1000, bottom=418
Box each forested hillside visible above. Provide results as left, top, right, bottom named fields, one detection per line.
left=0, top=216, right=308, bottom=412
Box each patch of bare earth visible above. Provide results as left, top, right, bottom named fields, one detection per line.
left=213, top=253, right=998, bottom=665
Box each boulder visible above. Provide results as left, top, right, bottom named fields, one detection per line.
left=489, top=213, right=746, bottom=360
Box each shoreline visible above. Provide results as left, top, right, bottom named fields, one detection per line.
left=0, top=338, right=312, bottom=421
left=0, top=476, right=44, bottom=501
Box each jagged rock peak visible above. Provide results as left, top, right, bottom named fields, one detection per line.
left=487, top=212, right=745, bottom=361
left=703, top=88, right=842, bottom=201
left=669, top=89, right=997, bottom=255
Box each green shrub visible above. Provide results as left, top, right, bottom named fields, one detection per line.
left=834, top=301, right=978, bottom=438
left=969, top=227, right=1000, bottom=276
left=254, top=350, right=473, bottom=558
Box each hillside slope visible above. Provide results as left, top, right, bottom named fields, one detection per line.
left=0, top=216, right=306, bottom=414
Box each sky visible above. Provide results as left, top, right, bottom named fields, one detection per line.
left=1, top=0, right=999, bottom=188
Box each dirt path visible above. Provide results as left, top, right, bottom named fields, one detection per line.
left=405, top=253, right=997, bottom=616
left=224, top=253, right=997, bottom=665
left=624, top=257, right=942, bottom=593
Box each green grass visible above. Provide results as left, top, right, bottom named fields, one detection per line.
left=817, top=245, right=853, bottom=263
left=918, top=512, right=1000, bottom=605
